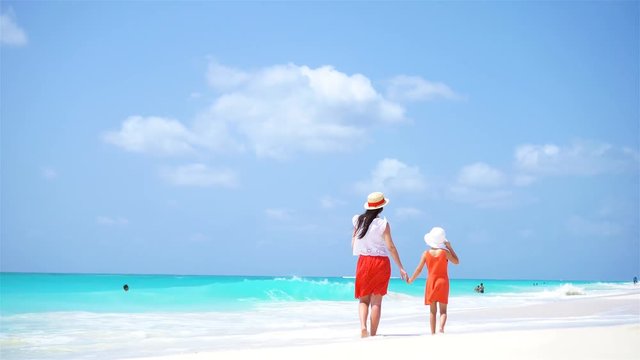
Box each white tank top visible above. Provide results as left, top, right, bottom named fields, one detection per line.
left=352, top=215, right=389, bottom=257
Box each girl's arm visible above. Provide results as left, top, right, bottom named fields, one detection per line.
left=383, top=224, right=408, bottom=281
left=445, top=242, right=460, bottom=264
left=408, top=252, right=427, bottom=284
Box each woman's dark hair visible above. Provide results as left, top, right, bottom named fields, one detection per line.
left=355, top=208, right=383, bottom=239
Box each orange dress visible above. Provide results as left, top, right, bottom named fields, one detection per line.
left=425, top=250, right=449, bottom=305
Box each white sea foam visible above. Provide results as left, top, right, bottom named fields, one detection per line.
left=2, top=289, right=638, bottom=360
left=1, top=280, right=637, bottom=360
left=557, top=283, right=586, bottom=296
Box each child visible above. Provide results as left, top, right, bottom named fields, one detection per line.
left=408, top=226, right=459, bottom=334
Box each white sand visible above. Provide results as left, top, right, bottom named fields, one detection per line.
left=126, top=291, right=640, bottom=360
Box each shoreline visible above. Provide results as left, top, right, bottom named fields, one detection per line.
left=123, top=290, right=640, bottom=360
left=2, top=283, right=638, bottom=360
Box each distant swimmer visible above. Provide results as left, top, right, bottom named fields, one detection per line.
left=634, top=276, right=638, bottom=285
left=123, top=284, right=129, bottom=292
left=474, top=283, right=484, bottom=293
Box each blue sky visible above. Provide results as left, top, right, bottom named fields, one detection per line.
left=1, top=1, right=638, bottom=281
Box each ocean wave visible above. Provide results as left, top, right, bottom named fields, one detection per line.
left=486, top=283, right=586, bottom=300
left=557, top=283, right=586, bottom=296
left=274, top=275, right=303, bottom=281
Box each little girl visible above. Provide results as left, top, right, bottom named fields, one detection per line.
left=408, top=227, right=459, bottom=334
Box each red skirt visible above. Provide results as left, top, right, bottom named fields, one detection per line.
left=355, top=256, right=391, bottom=298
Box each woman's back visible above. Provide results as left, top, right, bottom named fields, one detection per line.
left=352, top=215, right=389, bottom=256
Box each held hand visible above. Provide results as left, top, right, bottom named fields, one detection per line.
left=400, top=268, right=409, bottom=282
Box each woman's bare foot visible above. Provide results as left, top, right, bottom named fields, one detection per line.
left=361, top=329, right=369, bottom=338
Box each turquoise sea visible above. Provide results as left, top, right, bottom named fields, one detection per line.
left=0, top=273, right=625, bottom=314
left=0, top=273, right=636, bottom=359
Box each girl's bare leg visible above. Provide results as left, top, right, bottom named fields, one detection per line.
left=439, top=302, right=448, bottom=333
left=369, top=294, right=383, bottom=336
left=429, top=303, right=437, bottom=335
left=359, top=295, right=371, bottom=337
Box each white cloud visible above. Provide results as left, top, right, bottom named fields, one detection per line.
left=457, top=162, right=505, bottom=188
left=519, top=229, right=534, bottom=238
left=394, top=207, right=424, bottom=220
left=265, top=208, right=292, bottom=221
left=449, top=185, right=514, bottom=209
left=386, top=75, right=459, bottom=102
left=97, top=216, right=129, bottom=226
left=514, top=141, right=639, bottom=178
left=41, top=167, right=58, bottom=180
left=189, top=233, right=209, bottom=243
left=207, top=62, right=250, bottom=90
left=566, top=215, right=622, bottom=237
left=103, top=116, right=199, bottom=156
left=355, top=158, right=427, bottom=194
left=320, top=196, right=346, bottom=209
left=0, top=11, right=28, bottom=46
left=446, top=140, right=639, bottom=207
left=161, top=164, right=238, bottom=188
left=513, top=174, right=536, bottom=187
left=449, top=162, right=513, bottom=208
left=106, top=62, right=409, bottom=160
left=200, top=62, right=407, bottom=159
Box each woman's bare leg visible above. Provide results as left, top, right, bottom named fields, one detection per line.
left=429, top=303, right=437, bottom=335
left=439, top=302, right=448, bottom=333
left=369, top=295, right=383, bottom=336
left=359, top=295, right=370, bottom=337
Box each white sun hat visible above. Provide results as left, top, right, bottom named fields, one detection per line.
left=424, top=226, right=448, bottom=250
left=363, top=192, right=390, bottom=210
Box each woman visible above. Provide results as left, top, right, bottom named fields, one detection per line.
left=352, top=192, right=408, bottom=338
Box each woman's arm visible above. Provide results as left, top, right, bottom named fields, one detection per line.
left=383, top=224, right=408, bottom=281
left=445, top=242, right=460, bottom=264
left=351, top=227, right=356, bottom=251
left=408, top=252, right=427, bottom=284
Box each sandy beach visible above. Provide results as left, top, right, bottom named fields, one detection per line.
left=132, top=325, right=639, bottom=360
left=125, top=290, right=640, bottom=360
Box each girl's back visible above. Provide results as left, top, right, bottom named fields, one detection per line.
left=426, top=249, right=449, bottom=279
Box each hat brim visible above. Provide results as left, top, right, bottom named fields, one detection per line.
left=424, top=235, right=448, bottom=250
left=363, top=198, right=389, bottom=210
left=425, top=241, right=448, bottom=250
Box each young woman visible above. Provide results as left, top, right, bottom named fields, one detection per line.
left=352, top=192, right=408, bottom=338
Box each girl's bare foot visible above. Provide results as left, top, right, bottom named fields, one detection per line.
left=361, top=329, right=369, bottom=338
left=439, top=329, right=445, bottom=333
